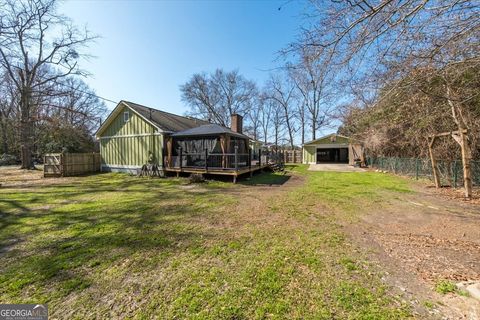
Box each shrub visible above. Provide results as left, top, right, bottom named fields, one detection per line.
left=0, top=154, right=18, bottom=166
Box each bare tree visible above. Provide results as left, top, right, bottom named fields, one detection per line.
left=181, top=69, right=257, bottom=127
left=0, top=72, right=17, bottom=154
left=296, top=101, right=306, bottom=145
left=180, top=72, right=222, bottom=124
left=265, top=73, right=297, bottom=149
left=287, top=50, right=332, bottom=141
left=244, top=96, right=262, bottom=141
left=49, top=76, right=106, bottom=132
left=0, top=0, right=96, bottom=168
left=258, top=95, right=273, bottom=145
left=270, top=100, right=285, bottom=152
left=34, top=76, right=107, bottom=154
left=294, top=0, right=480, bottom=197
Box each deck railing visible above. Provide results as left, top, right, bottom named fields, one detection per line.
left=166, top=147, right=268, bottom=171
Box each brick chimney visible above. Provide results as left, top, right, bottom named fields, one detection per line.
left=231, top=114, right=243, bottom=134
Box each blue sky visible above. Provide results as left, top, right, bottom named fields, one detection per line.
left=60, top=0, right=307, bottom=114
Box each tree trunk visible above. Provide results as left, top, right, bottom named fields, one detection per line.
left=428, top=136, right=441, bottom=188
left=312, top=118, right=316, bottom=140
left=0, top=115, right=8, bottom=154
left=284, top=112, right=294, bottom=149
left=459, top=131, right=472, bottom=199
left=20, top=86, right=35, bottom=169
left=452, top=130, right=472, bottom=198
left=301, top=121, right=305, bottom=145
left=274, top=128, right=279, bottom=153
left=446, top=84, right=472, bottom=199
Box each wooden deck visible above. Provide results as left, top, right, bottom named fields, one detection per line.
left=165, top=164, right=268, bottom=182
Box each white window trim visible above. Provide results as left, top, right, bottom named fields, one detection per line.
left=124, top=111, right=130, bottom=123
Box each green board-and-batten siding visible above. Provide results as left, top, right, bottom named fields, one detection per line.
left=98, top=105, right=163, bottom=171
left=303, top=146, right=316, bottom=164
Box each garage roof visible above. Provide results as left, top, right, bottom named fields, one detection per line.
left=303, top=134, right=350, bottom=146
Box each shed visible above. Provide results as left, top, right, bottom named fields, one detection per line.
left=302, top=134, right=365, bottom=166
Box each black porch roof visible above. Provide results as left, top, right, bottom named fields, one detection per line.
left=171, top=124, right=249, bottom=139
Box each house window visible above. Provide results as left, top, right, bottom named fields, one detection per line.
left=124, top=111, right=129, bottom=123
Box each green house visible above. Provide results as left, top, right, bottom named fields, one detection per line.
left=302, top=133, right=364, bottom=165
left=96, top=101, right=255, bottom=175
left=95, top=101, right=210, bottom=173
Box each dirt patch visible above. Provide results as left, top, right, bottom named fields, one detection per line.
left=178, top=184, right=208, bottom=193
left=205, top=173, right=307, bottom=235
left=0, top=165, right=77, bottom=188
left=346, top=183, right=480, bottom=319
left=434, top=186, right=480, bottom=205
left=308, top=163, right=366, bottom=172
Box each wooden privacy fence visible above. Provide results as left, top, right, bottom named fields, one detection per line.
left=44, top=153, right=101, bottom=177
left=283, top=150, right=303, bottom=164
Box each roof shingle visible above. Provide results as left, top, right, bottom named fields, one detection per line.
left=124, top=101, right=209, bottom=132
left=171, top=123, right=249, bottom=139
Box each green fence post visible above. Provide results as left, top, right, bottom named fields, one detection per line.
left=415, top=158, right=419, bottom=180
left=453, top=160, right=458, bottom=188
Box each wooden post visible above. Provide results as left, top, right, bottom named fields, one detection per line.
left=453, top=160, right=458, bottom=188
left=179, top=147, right=183, bottom=170
left=205, top=148, right=208, bottom=171
left=167, top=137, right=173, bottom=168
left=248, top=148, right=251, bottom=170
left=259, top=149, right=262, bottom=167
left=234, top=146, right=238, bottom=171
left=60, top=153, right=65, bottom=177
left=428, top=136, right=441, bottom=188
left=453, top=130, right=472, bottom=198
left=415, top=158, right=419, bottom=180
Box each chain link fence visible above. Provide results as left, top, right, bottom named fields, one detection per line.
left=367, top=157, right=480, bottom=187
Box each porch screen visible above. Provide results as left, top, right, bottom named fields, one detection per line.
left=173, top=137, right=220, bottom=155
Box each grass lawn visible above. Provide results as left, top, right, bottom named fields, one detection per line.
left=0, top=166, right=413, bottom=319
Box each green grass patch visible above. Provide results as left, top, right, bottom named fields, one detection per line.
left=241, top=170, right=290, bottom=185
left=435, top=280, right=457, bottom=294
left=0, top=169, right=414, bottom=318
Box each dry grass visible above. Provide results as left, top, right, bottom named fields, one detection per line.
left=0, top=166, right=413, bottom=319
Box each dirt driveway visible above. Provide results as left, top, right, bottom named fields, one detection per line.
left=346, top=184, right=480, bottom=319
